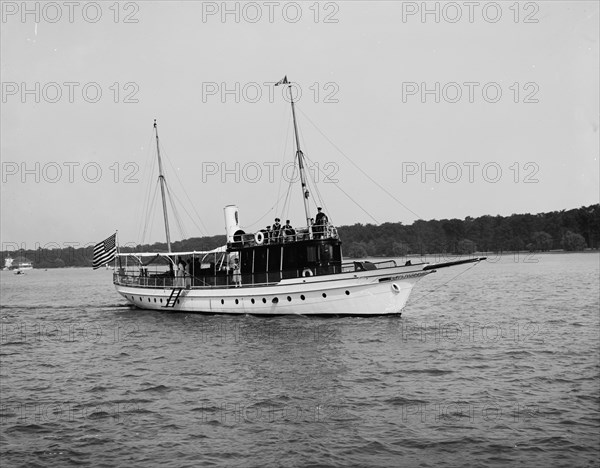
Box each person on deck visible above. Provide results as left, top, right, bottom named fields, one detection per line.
left=314, top=208, right=328, bottom=239
left=272, top=218, right=282, bottom=243
left=307, top=218, right=315, bottom=240
left=283, top=220, right=295, bottom=242
left=232, top=258, right=241, bottom=287
left=176, top=257, right=186, bottom=287
left=184, top=260, right=192, bottom=289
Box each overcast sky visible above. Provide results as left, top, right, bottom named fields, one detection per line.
left=1, top=1, right=598, bottom=249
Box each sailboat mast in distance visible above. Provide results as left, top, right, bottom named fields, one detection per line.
left=154, top=119, right=172, bottom=253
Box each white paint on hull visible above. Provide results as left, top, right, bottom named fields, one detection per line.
left=115, top=266, right=434, bottom=315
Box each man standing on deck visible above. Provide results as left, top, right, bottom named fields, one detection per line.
left=314, top=208, right=328, bottom=239
left=272, top=218, right=282, bottom=243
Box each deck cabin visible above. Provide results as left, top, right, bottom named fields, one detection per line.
left=112, top=224, right=375, bottom=290
left=227, top=225, right=343, bottom=284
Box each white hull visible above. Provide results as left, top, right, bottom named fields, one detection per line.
left=115, top=265, right=434, bottom=315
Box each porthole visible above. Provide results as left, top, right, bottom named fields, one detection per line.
left=235, top=299, right=239, bottom=305
left=272, top=297, right=279, bottom=304
left=177, top=299, right=180, bottom=304
left=345, top=290, right=350, bottom=295
left=287, top=296, right=292, bottom=302
left=262, top=298, right=267, bottom=303
left=300, top=295, right=305, bottom=301
left=322, top=293, right=327, bottom=298
left=221, top=299, right=224, bottom=305
left=160, top=298, right=163, bottom=303
left=251, top=298, right=255, bottom=304
left=139, top=297, right=142, bottom=301
left=148, top=298, right=151, bottom=302
left=154, top=298, right=157, bottom=302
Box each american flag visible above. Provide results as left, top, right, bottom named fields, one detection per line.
left=92, top=233, right=117, bottom=269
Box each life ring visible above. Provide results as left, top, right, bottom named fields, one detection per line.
left=302, top=268, right=313, bottom=277
left=254, top=231, right=265, bottom=245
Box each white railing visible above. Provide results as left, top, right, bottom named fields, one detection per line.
left=229, top=224, right=339, bottom=248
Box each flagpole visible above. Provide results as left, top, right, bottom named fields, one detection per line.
left=115, top=230, right=120, bottom=270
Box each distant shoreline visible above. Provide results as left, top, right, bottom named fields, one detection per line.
left=3, top=249, right=597, bottom=270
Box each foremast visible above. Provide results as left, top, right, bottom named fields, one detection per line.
left=154, top=119, right=172, bottom=253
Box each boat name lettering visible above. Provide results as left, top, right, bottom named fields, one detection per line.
left=391, top=272, right=427, bottom=280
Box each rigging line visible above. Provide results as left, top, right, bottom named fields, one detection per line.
left=331, top=182, right=380, bottom=224
left=275, top=112, right=292, bottom=216
left=146, top=182, right=162, bottom=244
left=137, top=135, right=158, bottom=242
left=138, top=164, right=158, bottom=243
left=142, top=181, right=160, bottom=245
left=411, top=261, right=480, bottom=303
left=168, top=195, right=186, bottom=242
left=295, top=114, right=334, bottom=223
left=297, top=107, right=423, bottom=220
left=166, top=182, right=206, bottom=237
left=141, top=180, right=160, bottom=244
left=299, top=144, right=338, bottom=226
left=245, top=190, right=291, bottom=230
left=165, top=183, right=187, bottom=240
left=285, top=172, right=297, bottom=223
left=281, top=164, right=296, bottom=222
left=141, top=180, right=157, bottom=242
left=161, top=144, right=209, bottom=236
left=160, top=142, right=210, bottom=236
left=301, top=151, right=332, bottom=222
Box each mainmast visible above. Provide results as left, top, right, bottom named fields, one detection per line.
left=285, top=81, right=312, bottom=230
left=154, top=119, right=172, bottom=253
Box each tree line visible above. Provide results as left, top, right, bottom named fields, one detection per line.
left=339, top=204, right=598, bottom=258
left=1, top=204, right=597, bottom=268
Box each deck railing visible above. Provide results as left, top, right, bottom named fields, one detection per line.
left=113, top=259, right=397, bottom=290
left=227, top=225, right=338, bottom=249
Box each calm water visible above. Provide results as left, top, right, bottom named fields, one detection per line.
left=1, top=253, right=599, bottom=467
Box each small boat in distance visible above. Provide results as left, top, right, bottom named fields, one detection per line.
left=112, top=78, right=485, bottom=315
left=4, top=256, right=33, bottom=271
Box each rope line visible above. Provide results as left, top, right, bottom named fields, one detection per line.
left=411, top=261, right=481, bottom=303
left=298, top=107, right=423, bottom=220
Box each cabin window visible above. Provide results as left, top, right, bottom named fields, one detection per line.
left=282, top=245, right=298, bottom=276
left=241, top=250, right=253, bottom=274
left=320, top=244, right=333, bottom=263
left=333, top=245, right=342, bottom=263
left=268, top=247, right=281, bottom=272
left=307, top=246, right=318, bottom=263
left=254, top=248, right=267, bottom=273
